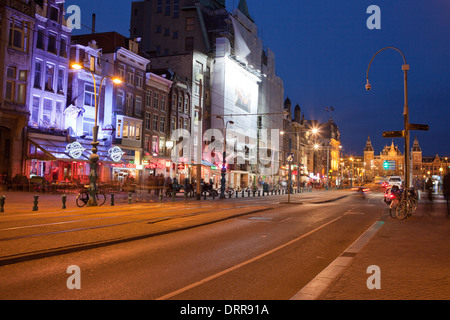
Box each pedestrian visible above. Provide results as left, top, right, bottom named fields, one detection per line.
left=425, top=178, right=433, bottom=202
left=443, top=172, right=450, bottom=217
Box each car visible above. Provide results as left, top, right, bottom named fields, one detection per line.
left=383, top=186, right=402, bottom=205
left=352, top=186, right=370, bottom=198
left=381, top=181, right=389, bottom=189
left=388, top=176, right=403, bottom=188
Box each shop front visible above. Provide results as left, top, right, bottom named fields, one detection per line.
left=25, top=133, right=126, bottom=190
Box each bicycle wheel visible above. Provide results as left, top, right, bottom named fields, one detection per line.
left=389, top=198, right=399, bottom=218
left=396, top=198, right=409, bottom=220
left=76, top=192, right=89, bottom=207
left=96, top=192, right=106, bottom=206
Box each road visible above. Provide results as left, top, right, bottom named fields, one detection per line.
left=0, top=189, right=386, bottom=300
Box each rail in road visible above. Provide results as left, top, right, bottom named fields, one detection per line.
left=0, top=190, right=351, bottom=266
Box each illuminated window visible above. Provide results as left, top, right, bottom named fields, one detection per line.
left=9, top=18, right=29, bottom=52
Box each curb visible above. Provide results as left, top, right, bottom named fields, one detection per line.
left=290, top=220, right=385, bottom=300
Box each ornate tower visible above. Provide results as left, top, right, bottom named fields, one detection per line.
left=364, top=136, right=375, bottom=179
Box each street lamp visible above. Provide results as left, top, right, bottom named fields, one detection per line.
left=71, top=63, right=122, bottom=206
left=216, top=116, right=234, bottom=199
left=366, top=47, right=411, bottom=188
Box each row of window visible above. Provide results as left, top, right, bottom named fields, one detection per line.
left=144, top=134, right=166, bottom=154
left=117, top=64, right=145, bottom=88
left=36, top=27, right=68, bottom=57
left=156, top=0, right=180, bottom=18
left=30, top=95, right=64, bottom=129
left=34, top=59, right=66, bottom=94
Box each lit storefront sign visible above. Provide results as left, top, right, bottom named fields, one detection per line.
left=65, top=142, right=85, bottom=159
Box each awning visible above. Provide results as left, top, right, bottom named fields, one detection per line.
left=201, top=160, right=216, bottom=167
left=27, top=138, right=125, bottom=164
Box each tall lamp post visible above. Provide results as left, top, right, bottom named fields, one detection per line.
left=71, top=63, right=122, bottom=206
left=216, top=116, right=234, bottom=199
left=366, top=47, right=411, bottom=189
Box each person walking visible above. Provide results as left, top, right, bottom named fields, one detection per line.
left=443, top=172, right=450, bottom=217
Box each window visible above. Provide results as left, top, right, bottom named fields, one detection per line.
left=156, top=0, right=162, bottom=13
left=84, top=84, right=97, bottom=107
left=31, top=96, right=40, bottom=127
left=17, top=83, right=26, bottom=104
left=136, top=124, right=141, bottom=141
left=159, top=137, right=165, bottom=154
left=43, top=99, right=53, bottom=127
left=153, top=115, right=158, bottom=131
left=45, top=64, right=55, bottom=92
left=117, top=90, right=125, bottom=112
left=184, top=95, right=189, bottom=114
left=5, top=67, right=15, bottom=102
left=60, top=37, right=67, bottom=57
left=145, top=112, right=151, bottom=130
left=173, top=0, right=179, bottom=18
left=161, top=95, right=166, bottom=111
left=34, top=60, right=42, bottom=89
left=144, top=134, right=150, bottom=152
left=152, top=136, right=159, bottom=153
left=127, top=68, right=135, bottom=86
left=178, top=95, right=183, bottom=112
left=36, top=28, right=45, bottom=50
left=136, top=72, right=143, bottom=88
left=172, top=31, right=178, bottom=39
left=135, top=96, right=142, bottom=115
left=49, top=6, right=59, bottom=22
left=47, top=32, right=57, bottom=54
left=165, top=0, right=171, bottom=16
left=172, top=93, right=177, bottom=110
left=146, top=90, right=152, bottom=107
left=122, top=120, right=129, bottom=138
left=171, top=116, right=176, bottom=131
left=160, top=116, right=165, bottom=133
left=9, top=18, right=29, bottom=52
left=156, top=25, right=162, bottom=33
left=57, top=67, right=65, bottom=93
left=185, top=37, right=194, bottom=51
left=83, top=117, right=95, bottom=136
left=118, top=64, right=126, bottom=81
left=186, top=17, right=194, bottom=32
left=153, top=92, right=159, bottom=109
left=164, top=28, right=170, bottom=36
left=126, top=92, right=134, bottom=114
left=184, top=118, right=188, bottom=130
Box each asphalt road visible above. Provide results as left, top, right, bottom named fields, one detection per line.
left=0, top=190, right=386, bottom=300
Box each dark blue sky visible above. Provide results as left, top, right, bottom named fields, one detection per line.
left=68, top=0, right=450, bottom=156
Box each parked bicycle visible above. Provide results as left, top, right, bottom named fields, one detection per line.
left=395, top=188, right=417, bottom=220
left=76, top=188, right=106, bottom=207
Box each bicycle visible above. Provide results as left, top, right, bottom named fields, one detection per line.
left=395, top=188, right=417, bottom=220
left=76, top=189, right=106, bottom=207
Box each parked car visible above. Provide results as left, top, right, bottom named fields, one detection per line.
left=388, top=176, right=403, bottom=188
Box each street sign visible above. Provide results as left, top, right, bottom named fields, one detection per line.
left=287, top=153, right=294, bottom=162
left=408, top=123, right=429, bottom=131
left=383, top=130, right=404, bottom=138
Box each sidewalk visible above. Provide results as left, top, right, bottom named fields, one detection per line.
left=321, top=196, right=450, bottom=300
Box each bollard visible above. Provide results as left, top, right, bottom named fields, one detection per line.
left=128, top=192, right=132, bottom=204
left=159, top=193, right=163, bottom=203
left=236, top=191, right=238, bottom=198
left=204, top=192, right=206, bottom=200
left=33, top=195, right=39, bottom=211
left=61, top=194, right=67, bottom=209
left=228, top=192, right=232, bottom=199
left=253, top=190, right=256, bottom=197
left=258, top=190, right=261, bottom=197
left=184, top=191, right=188, bottom=201
left=172, top=190, right=175, bottom=201
left=248, top=190, right=250, bottom=197
left=111, top=193, right=115, bottom=206
left=0, top=195, right=5, bottom=212
left=242, top=190, right=245, bottom=198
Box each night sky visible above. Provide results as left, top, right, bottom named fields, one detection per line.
left=68, top=0, right=450, bottom=157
